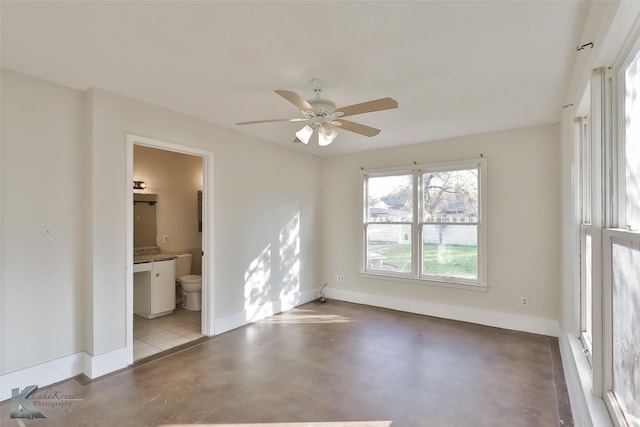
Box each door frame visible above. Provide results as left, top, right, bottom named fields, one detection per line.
left=125, top=133, right=215, bottom=363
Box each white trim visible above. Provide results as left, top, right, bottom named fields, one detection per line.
left=589, top=68, right=607, bottom=396
left=0, top=346, right=135, bottom=402
left=559, top=333, right=614, bottom=427
left=126, top=133, right=216, bottom=343
left=0, top=353, right=85, bottom=401
left=359, top=271, right=488, bottom=292
left=125, top=137, right=135, bottom=366
left=325, top=287, right=560, bottom=337
left=214, top=288, right=319, bottom=335
left=83, top=347, right=130, bottom=380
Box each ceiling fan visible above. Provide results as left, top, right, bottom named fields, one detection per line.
left=236, top=78, right=398, bottom=146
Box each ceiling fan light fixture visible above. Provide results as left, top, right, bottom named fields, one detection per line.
left=318, top=123, right=337, bottom=146
left=295, top=125, right=314, bottom=144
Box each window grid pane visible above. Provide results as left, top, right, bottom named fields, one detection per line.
left=367, top=174, right=413, bottom=222
left=625, top=49, right=640, bottom=230
left=421, top=224, right=478, bottom=280
left=366, top=224, right=412, bottom=273
left=583, top=230, right=592, bottom=341
left=423, top=169, right=479, bottom=222
left=611, top=238, right=640, bottom=424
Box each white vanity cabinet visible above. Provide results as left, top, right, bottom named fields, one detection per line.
left=133, top=259, right=175, bottom=319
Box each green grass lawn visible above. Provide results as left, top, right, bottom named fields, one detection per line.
left=369, top=243, right=477, bottom=278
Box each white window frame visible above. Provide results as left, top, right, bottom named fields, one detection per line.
left=602, top=27, right=640, bottom=427
left=618, top=33, right=640, bottom=231
left=360, top=158, right=487, bottom=290
left=577, top=114, right=594, bottom=362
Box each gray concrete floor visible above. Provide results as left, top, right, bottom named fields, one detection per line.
left=0, top=300, right=572, bottom=426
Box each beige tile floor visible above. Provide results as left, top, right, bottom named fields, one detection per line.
left=133, top=306, right=203, bottom=360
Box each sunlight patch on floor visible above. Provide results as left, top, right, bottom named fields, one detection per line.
left=261, top=309, right=352, bottom=324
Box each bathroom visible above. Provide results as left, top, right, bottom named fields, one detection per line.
left=132, top=144, right=204, bottom=361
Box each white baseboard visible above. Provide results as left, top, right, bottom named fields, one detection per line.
left=83, top=346, right=131, bottom=380
left=1, top=346, right=135, bottom=402
left=215, top=288, right=318, bottom=335
left=325, top=287, right=561, bottom=337
left=0, top=352, right=85, bottom=402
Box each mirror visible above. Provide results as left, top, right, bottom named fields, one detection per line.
left=134, top=193, right=158, bottom=247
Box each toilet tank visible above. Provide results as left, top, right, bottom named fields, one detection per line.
left=174, top=253, right=192, bottom=280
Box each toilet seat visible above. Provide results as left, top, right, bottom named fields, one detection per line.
left=179, top=274, right=201, bottom=284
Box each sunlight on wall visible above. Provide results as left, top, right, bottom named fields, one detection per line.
left=244, top=244, right=272, bottom=321
left=243, top=212, right=304, bottom=321
left=279, top=212, right=301, bottom=309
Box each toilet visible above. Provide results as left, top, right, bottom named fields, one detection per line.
left=174, top=253, right=202, bottom=311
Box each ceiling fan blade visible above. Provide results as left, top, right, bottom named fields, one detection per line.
left=236, top=118, right=308, bottom=125
left=275, top=90, right=314, bottom=112
left=336, top=119, right=381, bottom=137
left=335, top=97, right=398, bottom=118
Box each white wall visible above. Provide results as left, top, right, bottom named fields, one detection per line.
left=1, top=70, right=321, bottom=378
left=320, top=124, right=561, bottom=323
left=1, top=69, right=87, bottom=373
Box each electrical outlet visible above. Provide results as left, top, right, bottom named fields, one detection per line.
left=335, top=275, right=340, bottom=282
left=163, top=235, right=169, bottom=243
left=520, top=296, right=529, bottom=307
left=339, top=275, right=345, bottom=283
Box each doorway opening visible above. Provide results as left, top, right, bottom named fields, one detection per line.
left=126, top=134, right=215, bottom=363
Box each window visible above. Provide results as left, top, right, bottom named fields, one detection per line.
left=362, top=159, right=486, bottom=287
left=602, top=41, right=640, bottom=427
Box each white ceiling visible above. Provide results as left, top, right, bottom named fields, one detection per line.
left=1, top=1, right=587, bottom=157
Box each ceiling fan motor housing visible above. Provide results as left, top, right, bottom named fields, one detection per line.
left=307, top=98, right=336, bottom=115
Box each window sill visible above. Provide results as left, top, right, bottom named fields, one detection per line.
left=564, top=334, right=613, bottom=427
left=359, top=271, right=488, bottom=292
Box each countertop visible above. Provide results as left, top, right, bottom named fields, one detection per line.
left=133, top=254, right=178, bottom=264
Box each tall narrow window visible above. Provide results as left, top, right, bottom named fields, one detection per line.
left=362, top=159, right=486, bottom=288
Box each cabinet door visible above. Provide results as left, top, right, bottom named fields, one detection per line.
left=152, top=260, right=175, bottom=314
